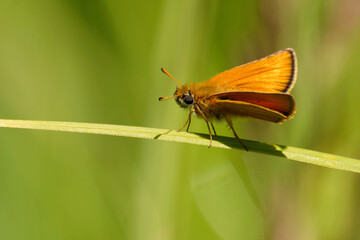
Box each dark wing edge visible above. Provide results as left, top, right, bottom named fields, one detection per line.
left=283, top=48, right=297, bottom=93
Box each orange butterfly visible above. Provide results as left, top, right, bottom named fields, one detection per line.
left=159, top=49, right=297, bottom=151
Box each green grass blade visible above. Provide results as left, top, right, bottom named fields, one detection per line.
left=0, top=119, right=359, bottom=173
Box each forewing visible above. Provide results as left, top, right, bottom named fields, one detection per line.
left=207, top=49, right=297, bottom=93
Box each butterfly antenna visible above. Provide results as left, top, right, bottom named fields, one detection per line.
left=159, top=96, right=176, bottom=101
left=161, top=68, right=182, bottom=86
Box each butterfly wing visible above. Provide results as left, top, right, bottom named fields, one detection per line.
left=210, top=92, right=296, bottom=123
left=207, top=49, right=297, bottom=93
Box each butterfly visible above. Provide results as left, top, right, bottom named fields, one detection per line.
left=159, top=49, right=297, bottom=151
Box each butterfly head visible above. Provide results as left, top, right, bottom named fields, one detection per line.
left=174, top=86, right=194, bottom=109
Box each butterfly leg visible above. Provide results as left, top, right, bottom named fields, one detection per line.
left=186, top=107, right=195, bottom=132
left=224, top=116, right=248, bottom=151
left=210, top=122, right=217, bottom=136
left=177, top=108, right=194, bottom=132
left=205, top=121, right=213, bottom=148
left=194, top=105, right=213, bottom=147
left=186, top=115, right=192, bottom=132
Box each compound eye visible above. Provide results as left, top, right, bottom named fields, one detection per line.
left=183, top=94, right=193, bottom=104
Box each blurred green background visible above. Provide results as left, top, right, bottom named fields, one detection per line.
left=1, top=0, right=360, bottom=239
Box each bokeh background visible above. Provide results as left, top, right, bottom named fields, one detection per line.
left=1, top=0, right=360, bottom=239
